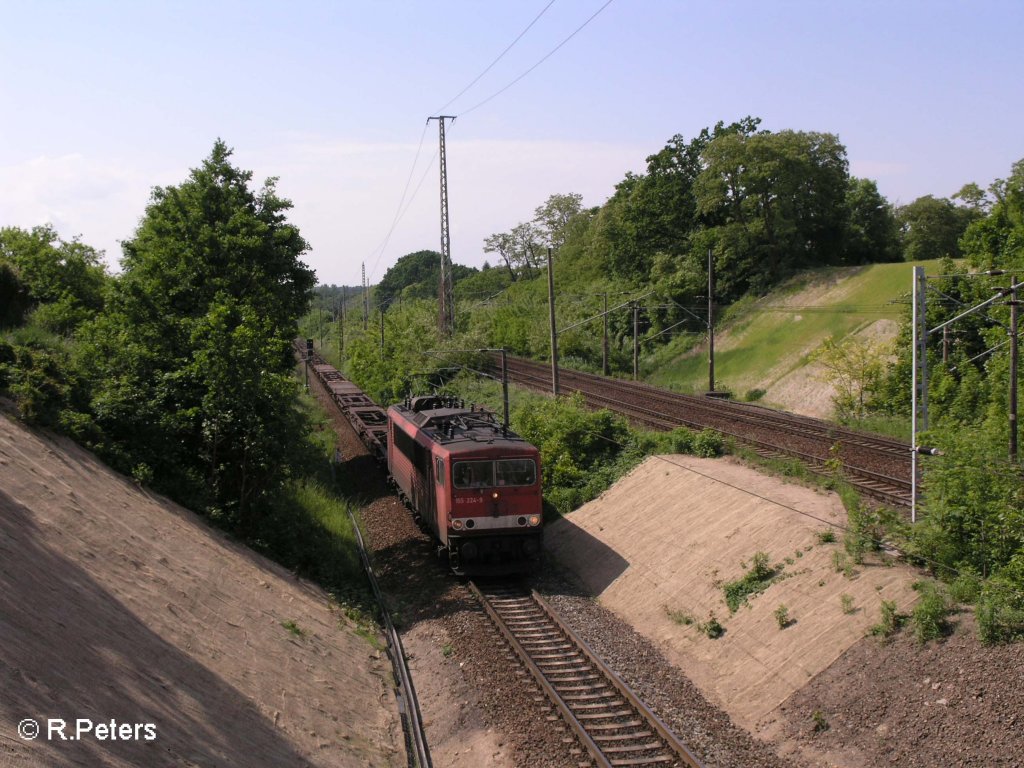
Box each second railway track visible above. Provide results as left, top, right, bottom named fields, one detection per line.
left=493, top=354, right=914, bottom=509
left=471, top=581, right=704, bottom=768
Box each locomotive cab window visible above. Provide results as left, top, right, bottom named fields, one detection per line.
left=496, top=459, right=536, bottom=486
left=453, top=459, right=536, bottom=489
left=435, top=457, right=445, bottom=486
left=453, top=461, right=493, bottom=489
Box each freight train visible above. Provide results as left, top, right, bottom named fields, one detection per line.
left=300, top=343, right=543, bottom=575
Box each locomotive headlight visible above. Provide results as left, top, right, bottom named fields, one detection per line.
left=528, top=514, right=541, bottom=527
left=451, top=519, right=464, bottom=530
left=492, top=491, right=500, bottom=500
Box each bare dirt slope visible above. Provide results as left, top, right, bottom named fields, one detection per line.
left=0, top=411, right=401, bottom=768
left=545, top=455, right=920, bottom=731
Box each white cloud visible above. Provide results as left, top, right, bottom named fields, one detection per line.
left=0, top=154, right=159, bottom=268
left=0, top=139, right=649, bottom=286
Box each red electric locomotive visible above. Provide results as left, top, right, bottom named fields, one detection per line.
left=387, top=395, right=543, bottom=575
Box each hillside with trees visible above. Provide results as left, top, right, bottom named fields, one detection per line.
left=312, top=125, right=1024, bottom=645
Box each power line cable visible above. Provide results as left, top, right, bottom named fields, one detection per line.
left=366, top=121, right=432, bottom=281
left=435, top=0, right=558, bottom=114
left=458, top=0, right=616, bottom=117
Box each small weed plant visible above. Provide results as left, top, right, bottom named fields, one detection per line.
left=811, top=709, right=830, bottom=733
left=840, top=593, right=856, bottom=614
left=281, top=619, right=304, bottom=637
left=870, top=600, right=902, bottom=639
left=816, top=529, right=837, bottom=544
left=665, top=607, right=694, bottom=626
left=831, top=550, right=845, bottom=573
left=698, top=612, right=724, bottom=639
left=774, top=604, right=791, bottom=629
left=723, top=551, right=778, bottom=613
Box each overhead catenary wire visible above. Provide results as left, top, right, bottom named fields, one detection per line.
left=458, top=0, right=617, bottom=118
left=434, top=0, right=558, bottom=114
left=366, top=121, right=433, bottom=281
left=362, top=2, right=613, bottom=286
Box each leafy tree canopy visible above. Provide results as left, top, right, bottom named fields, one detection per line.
left=0, top=224, right=107, bottom=333
left=375, top=249, right=476, bottom=308
left=80, top=139, right=315, bottom=528
left=896, top=194, right=979, bottom=262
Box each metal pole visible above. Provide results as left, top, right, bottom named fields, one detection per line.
left=708, top=248, right=715, bottom=393
left=1011, top=277, right=1018, bottom=461
left=340, top=288, right=345, bottom=358
left=942, top=326, right=949, bottom=364
left=547, top=247, right=559, bottom=396
left=911, top=265, right=928, bottom=523
left=380, top=307, right=385, bottom=359
left=602, top=292, right=609, bottom=376
left=362, top=262, right=368, bottom=331
left=500, top=348, right=509, bottom=431
left=632, top=302, right=639, bottom=381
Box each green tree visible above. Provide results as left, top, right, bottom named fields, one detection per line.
left=961, top=159, right=1024, bottom=273
left=375, top=249, right=476, bottom=308
left=533, top=192, right=584, bottom=251
left=896, top=195, right=978, bottom=262
left=0, top=225, right=107, bottom=333
left=695, top=129, right=850, bottom=296
left=483, top=222, right=544, bottom=280
left=844, top=178, right=901, bottom=264
left=80, top=139, right=315, bottom=528
left=810, top=334, right=890, bottom=421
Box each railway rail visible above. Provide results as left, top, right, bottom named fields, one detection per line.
left=471, top=581, right=704, bottom=768
left=494, top=354, right=913, bottom=509
left=297, top=341, right=771, bottom=766
left=297, top=343, right=431, bottom=767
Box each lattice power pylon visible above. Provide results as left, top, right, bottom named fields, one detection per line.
left=429, top=115, right=456, bottom=337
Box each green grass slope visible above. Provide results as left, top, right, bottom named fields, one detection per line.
left=645, top=260, right=944, bottom=417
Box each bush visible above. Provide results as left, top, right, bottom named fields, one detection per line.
left=692, top=428, right=724, bottom=458
left=744, top=388, right=766, bottom=402
left=774, top=603, right=791, bottom=628
left=976, top=578, right=1024, bottom=645
left=698, top=612, right=724, bottom=639
left=948, top=569, right=983, bottom=605
left=911, top=581, right=950, bottom=643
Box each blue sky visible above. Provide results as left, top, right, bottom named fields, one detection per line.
left=1, top=0, right=1021, bottom=286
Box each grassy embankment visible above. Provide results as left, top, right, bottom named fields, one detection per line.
left=645, top=260, right=943, bottom=408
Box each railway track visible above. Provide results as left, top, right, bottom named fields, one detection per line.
left=494, top=354, right=913, bottom=509
left=471, top=581, right=704, bottom=768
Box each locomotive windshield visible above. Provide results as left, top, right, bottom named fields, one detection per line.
left=453, top=459, right=536, bottom=489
